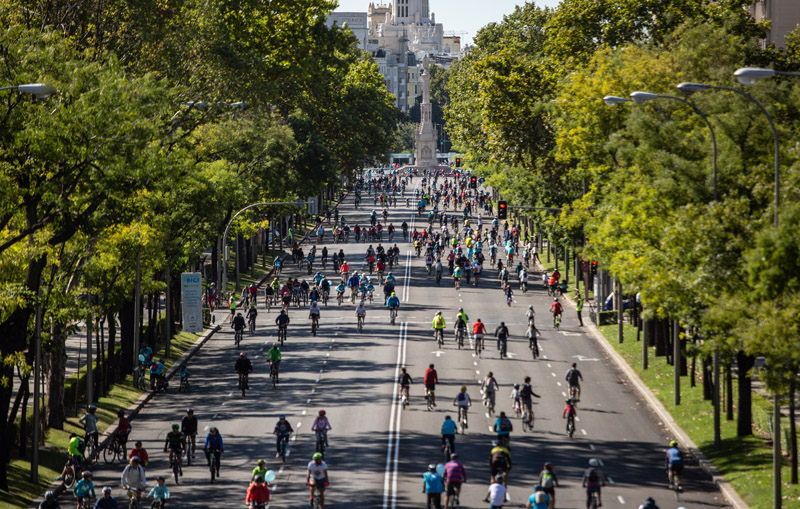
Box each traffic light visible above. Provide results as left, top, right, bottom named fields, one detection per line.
left=498, top=201, right=508, bottom=219
left=455, top=157, right=462, bottom=167
left=591, top=260, right=598, bottom=279
left=469, top=176, right=477, bottom=189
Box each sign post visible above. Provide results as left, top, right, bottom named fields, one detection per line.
left=181, top=272, right=204, bottom=333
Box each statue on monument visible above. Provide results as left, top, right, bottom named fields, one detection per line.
left=415, top=54, right=438, bottom=167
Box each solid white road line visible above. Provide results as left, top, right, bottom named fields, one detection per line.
left=383, top=321, right=407, bottom=509
left=618, top=496, right=625, bottom=504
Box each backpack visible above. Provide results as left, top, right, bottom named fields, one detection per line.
left=457, top=392, right=467, bottom=402
left=567, top=369, right=580, bottom=385
left=588, top=468, right=599, bottom=483
left=499, top=418, right=512, bottom=432
left=541, top=472, right=554, bottom=488
left=535, top=492, right=547, bottom=504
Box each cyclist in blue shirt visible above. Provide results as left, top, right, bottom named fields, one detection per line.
left=385, top=272, right=396, bottom=287
left=441, top=416, right=457, bottom=455
left=423, top=464, right=444, bottom=509
left=386, top=292, right=400, bottom=308
left=665, top=440, right=683, bottom=490
left=204, top=427, right=224, bottom=475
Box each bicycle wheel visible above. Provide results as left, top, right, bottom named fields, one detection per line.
left=172, top=460, right=179, bottom=484
left=104, top=438, right=117, bottom=464
left=210, top=462, right=215, bottom=483
left=64, top=464, right=76, bottom=488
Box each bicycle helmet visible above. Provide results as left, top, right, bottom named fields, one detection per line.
left=254, top=475, right=264, bottom=483
left=495, top=473, right=505, bottom=482
left=187, top=408, right=193, bottom=414
left=669, top=440, right=678, bottom=447
left=135, top=440, right=142, bottom=447
left=117, top=409, right=125, bottom=418
left=391, top=292, right=396, bottom=296
left=312, top=452, right=323, bottom=460
left=459, top=308, right=463, bottom=312
left=279, top=414, right=286, bottom=419
left=273, top=343, right=279, bottom=348
left=589, top=458, right=599, bottom=467
left=553, top=298, right=558, bottom=302
left=319, top=410, right=326, bottom=416
left=543, top=462, right=553, bottom=469
left=157, top=476, right=165, bottom=482
left=513, top=383, right=519, bottom=388
left=528, top=305, right=533, bottom=309
left=103, top=487, right=112, bottom=494
left=428, top=464, right=436, bottom=471
left=533, top=485, right=543, bottom=491
left=88, top=404, right=97, bottom=411
left=209, top=426, right=218, bottom=432
left=237, top=312, right=242, bottom=316
left=240, top=352, right=246, bottom=357
left=130, top=456, right=140, bottom=463
left=45, top=491, right=55, bottom=499
left=172, top=423, right=180, bottom=430
left=82, top=471, right=92, bottom=478
left=258, top=459, right=266, bottom=466
left=449, top=453, right=458, bottom=459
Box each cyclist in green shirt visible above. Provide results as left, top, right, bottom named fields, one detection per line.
left=456, top=308, right=469, bottom=325
left=267, top=344, right=282, bottom=379
left=251, top=459, right=269, bottom=482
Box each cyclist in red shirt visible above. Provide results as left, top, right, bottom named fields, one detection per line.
left=473, top=319, right=487, bottom=353
left=550, top=298, right=563, bottom=327
left=424, top=364, right=439, bottom=406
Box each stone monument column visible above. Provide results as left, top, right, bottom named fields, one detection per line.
left=414, top=54, right=438, bottom=168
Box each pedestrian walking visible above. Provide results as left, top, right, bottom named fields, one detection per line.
left=576, top=295, right=584, bottom=326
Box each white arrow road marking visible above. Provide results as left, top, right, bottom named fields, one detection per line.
left=572, top=354, right=601, bottom=361
left=431, top=350, right=446, bottom=357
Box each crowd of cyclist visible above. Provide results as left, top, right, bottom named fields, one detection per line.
left=45, top=168, right=684, bottom=508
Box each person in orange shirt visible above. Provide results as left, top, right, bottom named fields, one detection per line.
left=245, top=476, right=270, bottom=506
left=128, top=441, right=149, bottom=468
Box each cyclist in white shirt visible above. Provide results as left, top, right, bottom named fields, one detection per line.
left=525, top=305, right=535, bottom=326
left=307, top=453, right=329, bottom=508
left=309, top=301, right=321, bottom=320
left=355, top=302, right=367, bottom=318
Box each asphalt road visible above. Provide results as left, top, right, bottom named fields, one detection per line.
left=84, top=177, right=730, bottom=509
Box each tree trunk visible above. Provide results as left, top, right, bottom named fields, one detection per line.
left=726, top=362, right=734, bottom=420
left=18, top=381, right=30, bottom=457
left=791, top=377, right=797, bottom=484
left=106, top=312, right=117, bottom=389
left=702, top=356, right=713, bottom=400
left=119, top=299, right=135, bottom=377
left=655, top=319, right=667, bottom=357
left=737, top=350, right=754, bottom=436
left=46, top=321, right=68, bottom=429
left=691, top=352, right=697, bottom=388
left=96, top=317, right=105, bottom=399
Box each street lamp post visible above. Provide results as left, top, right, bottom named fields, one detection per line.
left=679, top=76, right=788, bottom=509
left=628, top=90, right=722, bottom=448
left=3, top=82, right=57, bottom=483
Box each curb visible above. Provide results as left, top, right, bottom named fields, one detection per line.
left=40, top=324, right=221, bottom=507
left=557, top=292, right=748, bottom=509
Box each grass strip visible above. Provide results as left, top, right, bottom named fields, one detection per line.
left=597, top=323, right=800, bottom=508
left=1, top=331, right=203, bottom=509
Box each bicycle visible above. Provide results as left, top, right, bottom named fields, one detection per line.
left=435, top=270, right=441, bottom=285
left=315, top=431, right=327, bottom=459
left=454, top=277, right=460, bottom=290
left=401, top=387, right=410, bottom=409
left=568, top=386, right=579, bottom=401
left=455, top=328, right=465, bottom=349
left=589, top=490, right=601, bottom=509
left=311, top=314, right=319, bottom=336
left=457, top=406, right=468, bottom=434
left=127, top=488, right=141, bottom=508
left=234, top=328, right=243, bottom=347
left=278, top=325, right=287, bottom=346
left=310, top=481, right=329, bottom=509
left=337, top=291, right=343, bottom=305
left=62, top=456, right=80, bottom=488
left=150, top=498, right=165, bottom=509
left=426, top=390, right=434, bottom=411
left=434, top=328, right=444, bottom=347
left=389, top=306, right=398, bottom=325
left=277, top=434, right=290, bottom=462
left=248, top=317, right=256, bottom=335
left=170, top=453, right=182, bottom=484
left=178, top=375, right=191, bottom=393
left=357, top=315, right=364, bottom=334
left=522, top=405, right=534, bottom=432
left=566, top=414, right=575, bottom=438
left=521, top=281, right=527, bottom=293
left=238, top=372, right=249, bottom=398
left=77, top=495, right=95, bottom=509
left=207, top=448, right=221, bottom=483
left=443, top=437, right=453, bottom=462
left=103, top=432, right=127, bottom=464
left=270, top=361, right=279, bottom=388
left=84, top=433, right=99, bottom=465
left=554, top=313, right=561, bottom=330
left=135, top=365, right=148, bottom=390
left=530, top=338, right=539, bottom=359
